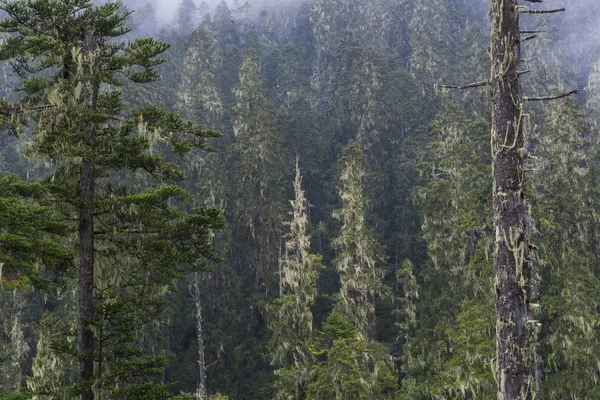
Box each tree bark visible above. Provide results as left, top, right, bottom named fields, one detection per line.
left=78, top=27, right=99, bottom=400
left=489, top=1, right=533, bottom=399
left=194, top=272, right=207, bottom=400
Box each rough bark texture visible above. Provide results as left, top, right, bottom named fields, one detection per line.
left=489, top=1, right=532, bottom=399
left=78, top=27, right=99, bottom=400
left=194, top=272, right=207, bottom=400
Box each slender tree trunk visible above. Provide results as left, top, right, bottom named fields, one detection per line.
left=489, top=1, right=532, bottom=399
left=78, top=156, right=94, bottom=400
left=10, top=290, right=28, bottom=388
left=78, top=27, right=99, bottom=400
left=535, top=354, right=542, bottom=398
left=194, top=272, right=207, bottom=400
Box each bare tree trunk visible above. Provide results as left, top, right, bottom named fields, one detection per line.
left=78, top=27, right=99, bottom=400
left=11, top=290, right=28, bottom=388
left=194, top=272, right=207, bottom=400
left=535, top=354, right=542, bottom=398
left=489, top=1, right=532, bottom=398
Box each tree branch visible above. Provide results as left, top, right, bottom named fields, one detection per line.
left=436, top=80, right=489, bottom=90
left=518, top=70, right=531, bottom=77
left=522, top=0, right=544, bottom=3
left=523, top=90, right=578, bottom=102
left=519, top=35, right=537, bottom=43
left=205, top=353, right=221, bottom=369
left=519, top=7, right=566, bottom=14
left=520, top=30, right=545, bottom=34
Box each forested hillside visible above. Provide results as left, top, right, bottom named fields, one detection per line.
left=1, top=0, right=600, bottom=399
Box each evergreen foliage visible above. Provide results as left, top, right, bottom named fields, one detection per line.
left=0, top=0, right=599, bottom=399
left=332, top=141, right=386, bottom=338
left=270, top=159, right=320, bottom=400
left=0, top=174, right=72, bottom=289
left=0, top=0, right=224, bottom=398
left=409, top=103, right=495, bottom=398
left=533, top=98, right=600, bottom=398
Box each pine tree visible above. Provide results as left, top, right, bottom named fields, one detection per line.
left=326, top=30, right=362, bottom=156
left=395, top=259, right=418, bottom=358
left=0, top=1, right=224, bottom=398
left=306, top=311, right=398, bottom=400
left=232, top=48, right=284, bottom=286
left=178, top=25, right=226, bottom=206
left=586, top=57, right=600, bottom=135
left=27, top=311, right=76, bottom=399
left=310, top=0, right=352, bottom=100
left=0, top=172, right=73, bottom=399
left=332, top=140, right=385, bottom=337
left=132, top=3, right=158, bottom=38
left=270, top=159, right=320, bottom=400
left=409, top=0, right=463, bottom=96
left=0, top=174, right=72, bottom=289
left=291, top=2, right=315, bottom=81
left=409, top=103, right=495, bottom=398
left=175, top=0, right=199, bottom=36
left=0, top=174, right=72, bottom=398
left=531, top=98, right=600, bottom=398
left=228, top=47, right=285, bottom=397
left=179, top=27, right=223, bottom=125
left=306, top=312, right=370, bottom=400
left=213, top=0, right=241, bottom=109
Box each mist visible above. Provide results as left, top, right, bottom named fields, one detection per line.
left=126, top=0, right=599, bottom=60
left=124, top=0, right=304, bottom=29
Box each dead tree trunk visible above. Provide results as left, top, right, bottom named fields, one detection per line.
left=438, top=2, right=573, bottom=398
left=490, top=1, right=532, bottom=398
left=194, top=272, right=207, bottom=400
left=78, top=26, right=99, bottom=400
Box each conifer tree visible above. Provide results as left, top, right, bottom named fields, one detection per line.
left=178, top=24, right=226, bottom=205
left=291, top=2, right=315, bottom=82
left=0, top=1, right=224, bottom=398
left=27, top=311, right=76, bottom=399
left=229, top=47, right=285, bottom=396
left=0, top=290, right=28, bottom=395
left=326, top=30, right=362, bottom=155
left=213, top=0, right=241, bottom=108
left=0, top=174, right=72, bottom=289
left=270, top=159, right=320, bottom=400
left=332, top=140, right=385, bottom=337
left=394, top=259, right=418, bottom=390
left=132, top=3, right=158, bottom=38
left=586, top=57, right=600, bottom=135
left=409, top=103, right=495, bottom=398
left=490, top=2, right=537, bottom=397
left=179, top=27, right=223, bottom=125
left=306, top=312, right=370, bottom=400
left=0, top=173, right=72, bottom=398
left=439, top=2, right=577, bottom=398
left=532, top=98, right=600, bottom=398
left=232, top=48, right=284, bottom=288
left=409, top=0, right=463, bottom=96
left=310, top=0, right=351, bottom=100
left=175, top=0, right=199, bottom=36
left=307, top=312, right=398, bottom=399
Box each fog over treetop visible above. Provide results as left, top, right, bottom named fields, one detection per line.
left=127, top=0, right=599, bottom=57
left=126, top=0, right=304, bottom=29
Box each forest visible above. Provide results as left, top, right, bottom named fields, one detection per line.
left=1, top=0, right=600, bottom=399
